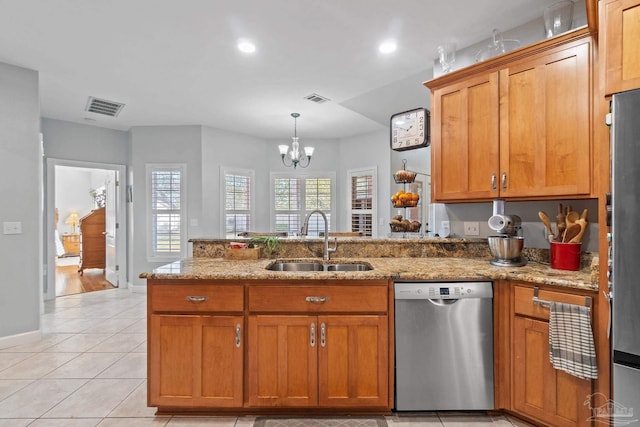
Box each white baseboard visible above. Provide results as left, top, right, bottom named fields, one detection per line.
left=129, top=282, right=147, bottom=294
left=0, top=329, right=41, bottom=350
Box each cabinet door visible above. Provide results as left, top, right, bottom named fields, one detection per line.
left=513, top=316, right=592, bottom=427
left=247, top=315, right=317, bottom=407
left=318, top=315, right=388, bottom=408
left=148, top=314, right=244, bottom=408
left=499, top=40, right=591, bottom=198
left=602, top=0, right=640, bottom=95
left=431, top=71, right=500, bottom=201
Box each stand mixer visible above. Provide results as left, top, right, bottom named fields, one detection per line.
left=487, top=199, right=527, bottom=267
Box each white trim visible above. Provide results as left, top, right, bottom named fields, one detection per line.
left=146, top=163, right=187, bottom=262
left=129, top=282, right=148, bottom=294
left=220, top=166, right=255, bottom=238
left=0, top=330, right=41, bottom=350
left=45, top=158, right=128, bottom=301
left=347, top=166, right=378, bottom=237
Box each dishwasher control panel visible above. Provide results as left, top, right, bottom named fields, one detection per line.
left=394, top=281, right=493, bottom=300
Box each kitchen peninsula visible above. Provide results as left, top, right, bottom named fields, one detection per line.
left=141, top=237, right=599, bottom=425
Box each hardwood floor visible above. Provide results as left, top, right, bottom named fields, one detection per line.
left=55, top=259, right=116, bottom=296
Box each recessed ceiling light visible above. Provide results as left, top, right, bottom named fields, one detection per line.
left=379, top=40, right=397, bottom=54
left=237, top=39, right=256, bottom=53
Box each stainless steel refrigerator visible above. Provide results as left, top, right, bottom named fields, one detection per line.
left=611, top=88, right=640, bottom=424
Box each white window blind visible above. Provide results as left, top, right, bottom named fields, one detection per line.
left=348, top=168, right=376, bottom=237
left=272, top=174, right=334, bottom=236
left=147, top=164, right=186, bottom=259
left=224, top=170, right=253, bottom=237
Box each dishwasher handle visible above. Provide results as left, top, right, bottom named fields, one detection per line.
left=427, top=298, right=460, bottom=306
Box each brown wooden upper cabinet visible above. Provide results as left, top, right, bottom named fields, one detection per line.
left=426, top=31, right=593, bottom=202
left=601, top=0, right=640, bottom=96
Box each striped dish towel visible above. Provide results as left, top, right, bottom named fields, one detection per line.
left=548, top=301, right=598, bottom=380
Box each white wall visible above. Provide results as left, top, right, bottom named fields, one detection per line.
left=55, top=167, right=104, bottom=234
left=0, top=62, right=41, bottom=342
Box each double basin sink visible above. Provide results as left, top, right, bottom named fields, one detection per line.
left=267, top=260, right=373, bottom=272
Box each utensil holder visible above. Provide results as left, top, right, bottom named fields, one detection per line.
left=550, top=242, right=581, bottom=271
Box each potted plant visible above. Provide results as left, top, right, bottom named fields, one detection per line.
left=248, top=236, right=282, bottom=257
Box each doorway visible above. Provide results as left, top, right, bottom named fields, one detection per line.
left=45, top=159, right=127, bottom=300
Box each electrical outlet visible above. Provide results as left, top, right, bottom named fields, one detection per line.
left=3, top=221, right=22, bottom=234
left=464, top=221, right=480, bottom=236
left=439, top=220, right=450, bottom=237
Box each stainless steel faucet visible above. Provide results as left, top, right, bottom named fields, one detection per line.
left=301, top=209, right=337, bottom=260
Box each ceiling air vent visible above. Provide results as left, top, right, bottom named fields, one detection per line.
left=85, top=97, right=125, bottom=117
left=304, top=93, right=330, bottom=104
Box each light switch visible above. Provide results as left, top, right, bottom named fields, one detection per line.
left=3, top=221, right=22, bottom=234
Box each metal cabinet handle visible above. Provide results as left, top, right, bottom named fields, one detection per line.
left=185, top=296, right=208, bottom=303
left=501, top=172, right=507, bottom=191
left=305, top=296, right=329, bottom=303
left=491, top=173, right=497, bottom=191
left=235, top=324, right=241, bottom=348
left=320, top=322, right=326, bottom=347
left=310, top=323, right=316, bottom=347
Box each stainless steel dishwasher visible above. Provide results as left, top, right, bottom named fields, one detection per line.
left=394, top=281, right=494, bottom=411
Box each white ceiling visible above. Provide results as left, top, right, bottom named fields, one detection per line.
left=0, top=0, right=562, bottom=139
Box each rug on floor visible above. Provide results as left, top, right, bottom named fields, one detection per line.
left=253, top=416, right=387, bottom=427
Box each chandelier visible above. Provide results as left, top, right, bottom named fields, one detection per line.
left=278, top=113, right=314, bottom=169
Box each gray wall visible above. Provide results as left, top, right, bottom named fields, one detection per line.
left=0, top=62, right=41, bottom=340
left=338, top=130, right=391, bottom=235
left=200, top=127, right=269, bottom=236
left=42, top=118, right=129, bottom=164
left=129, top=125, right=203, bottom=288
left=446, top=199, right=599, bottom=252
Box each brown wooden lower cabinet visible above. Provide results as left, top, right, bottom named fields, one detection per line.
left=247, top=314, right=388, bottom=408
left=318, top=315, right=388, bottom=408
left=148, top=314, right=244, bottom=409
left=147, top=279, right=390, bottom=413
left=247, top=315, right=317, bottom=407
left=510, top=283, right=595, bottom=427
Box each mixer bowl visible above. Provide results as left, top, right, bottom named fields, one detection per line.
left=488, top=236, right=525, bottom=260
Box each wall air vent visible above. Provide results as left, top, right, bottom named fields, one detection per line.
left=304, top=93, right=330, bottom=104
left=85, top=97, right=125, bottom=117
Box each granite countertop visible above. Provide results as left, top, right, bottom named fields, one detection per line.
left=140, top=256, right=597, bottom=291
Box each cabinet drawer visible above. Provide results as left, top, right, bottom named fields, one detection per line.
left=151, top=284, right=244, bottom=313
left=513, top=285, right=593, bottom=321
left=248, top=285, right=388, bottom=313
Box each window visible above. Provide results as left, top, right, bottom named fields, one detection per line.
left=348, top=168, right=377, bottom=237
left=147, top=164, right=186, bottom=259
left=272, top=173, right=335, bottom=236
left=222, top=168, right=254, bottom=238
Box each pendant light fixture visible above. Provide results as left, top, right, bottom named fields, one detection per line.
left=278, top=113, right=314, bottom=169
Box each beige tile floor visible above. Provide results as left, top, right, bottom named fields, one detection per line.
left=0, top=288, right=533, bottom=427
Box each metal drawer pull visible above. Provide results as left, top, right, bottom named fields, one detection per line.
left=310, top=323, right=316, bottom=347
left=501, top=172, right=507, bottom=191
left=320, top=322, right=326, bottom=347
left=491, top=173, right=497, bottom=191
left=235, top=324, right=241, bottom=348
left=185, top=296, right=208, bottom=303
left=305, top=296, right=329, bottom=303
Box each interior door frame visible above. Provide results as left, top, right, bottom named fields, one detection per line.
left=45, top=158, right=127, bottom=301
